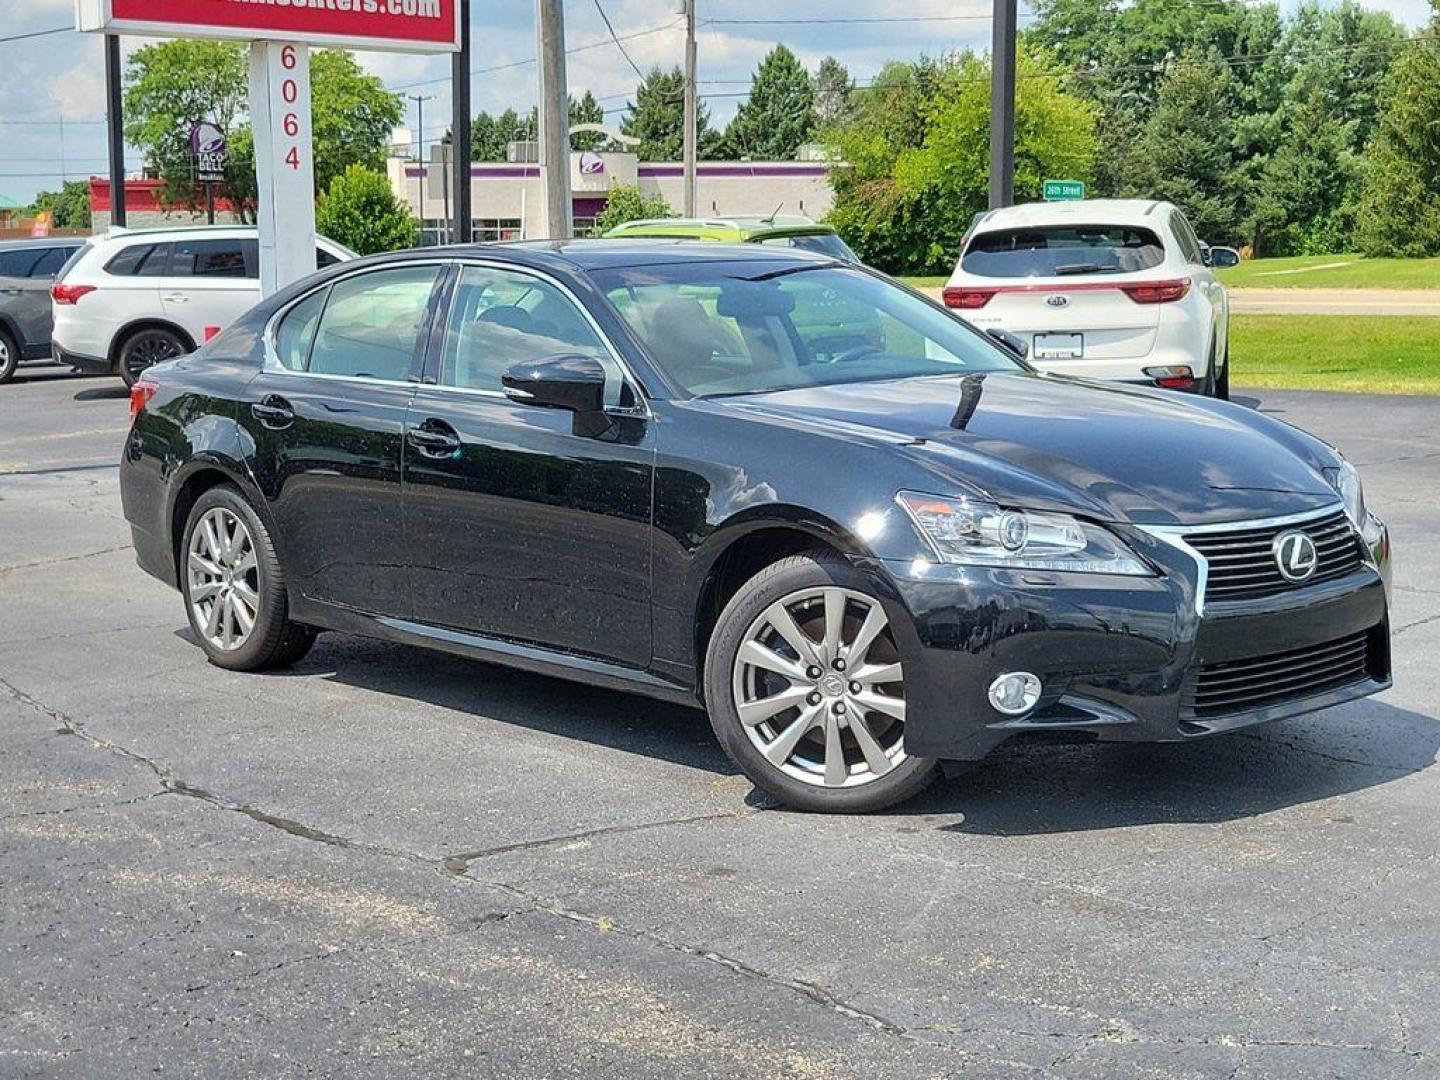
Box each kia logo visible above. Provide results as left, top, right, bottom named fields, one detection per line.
left=1046, top=294, right=1069, bottom=308
left=1272, top=530, right=1319, bottom=583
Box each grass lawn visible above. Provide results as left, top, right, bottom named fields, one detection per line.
left=901, top=276, right=949, bottom=290
left=1232, top=314, right=1440, bottom=394
left=1218, top=254, right=1440, bottom=290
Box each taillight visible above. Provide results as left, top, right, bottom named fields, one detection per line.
left=129, top=379, right=158, bottom=420
left=1121, top=278, right=1191, bottom=304
left=943, top=287, right=997, bottom=309
left=51, top=283, right=97, bottom=305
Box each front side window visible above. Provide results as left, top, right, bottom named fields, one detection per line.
left=0, top=249, right=40, bottom=277
left=961, top=226, right=1165, bottom=278
left=304, top=265, right=441, bottom=381
left=596, top=262, right=1022, bottom=398
left=440, top=265, right=610, bottom=393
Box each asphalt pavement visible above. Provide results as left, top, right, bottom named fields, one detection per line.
left=3, top=362, right=1438, bottom=1079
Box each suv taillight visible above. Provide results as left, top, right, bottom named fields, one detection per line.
left=1121, top=278, right=1191, bottom=304
left=943, top=287, right=997, bottom=309
left=129, top=379, right=158, bottom=420
left=51, top=283, right=96, bottom=305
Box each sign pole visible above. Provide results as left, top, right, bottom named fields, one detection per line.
left=105, top=33, right=127, bottom=228
left=682, top=0, right=697, bottom=218
left=536, top=0, right=572, bottom=240
left=451, top=0, right=473, bottom=244
left=249, top=41, right=316, bottom=297
left=988, top=0, right=1017, bottom=209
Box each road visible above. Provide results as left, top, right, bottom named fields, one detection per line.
left=3, top=364, right=1439, bottom=1078
left=919, top=285, right=1440, bottom=316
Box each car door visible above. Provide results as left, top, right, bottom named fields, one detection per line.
left=159, top=237, right=262, bottom=343
left=239, top=262, right=448, bottom=617
left=402, top=261, right=655, bottom=666
left=11, top=246, right=75, bottom=351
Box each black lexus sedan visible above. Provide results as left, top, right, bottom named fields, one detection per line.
left=118, top=242, right=1392, bottom=813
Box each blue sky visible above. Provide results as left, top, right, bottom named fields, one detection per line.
left=0, top=0, right=1431, bottom=205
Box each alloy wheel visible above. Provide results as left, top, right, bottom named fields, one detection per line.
left=187, top=507, right=260, bottom=651
left=732, top=586, right=907, bottom=788
left=123, top=331, right=182, bottom=382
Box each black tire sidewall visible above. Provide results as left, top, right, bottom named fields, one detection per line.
left=704, top=553, right=938, bottom=813
left=181, top=485, right=297, bottom=671
left=119, top=329, right=183, bottom=388
left=0, top=330, right=18, bottom=384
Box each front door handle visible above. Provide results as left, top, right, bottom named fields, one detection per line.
left=250, top=395, right=294, bottom=429
left=407, top=420, right=461, bottom=457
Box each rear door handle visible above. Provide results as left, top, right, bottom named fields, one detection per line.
left=250, top=395, right=294, bottom=429
left=407, top=420, right=461, bottom=457
left=162, top=293, right=191, bottom=303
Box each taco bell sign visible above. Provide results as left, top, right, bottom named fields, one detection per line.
left=190, top=121, right=228, bottom=182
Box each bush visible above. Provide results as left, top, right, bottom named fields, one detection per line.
left=315, top=165, right=418, bottom=255
left=594, top=185, right=673, bottom=235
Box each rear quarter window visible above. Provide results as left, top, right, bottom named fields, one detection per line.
left=961, top=225, right=1165, bottom=278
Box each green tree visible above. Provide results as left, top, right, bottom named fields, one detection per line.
left=720, top=45, right=816, bottom=160
left=27, top=181, right=92, bottom=230
left=812, top=57, right=856, bottom=129
left=570, top=90, right=608, bottom=151
left=620, top=67, right=719, bottom=161
left=1121, top=57, right=1246, bottom=244
left=826, top=49, right=1097, bottom=275
left=315, top=165, right=418, bottom=254
left=1356, top=23, right=1440, bottom=256
left=593, top=185, right=673, bottom=234
left=309, top=49, right=404, bottom=193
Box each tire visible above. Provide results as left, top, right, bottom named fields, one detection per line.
left=704, top=551, right=939, bottom=813
left=0, top=328, right=18, bottom=385
left=118, top=326, right=186, bottom=388
left=1214, top=346, right=1230, bottom=400
left=181, top=484, right=317, bottom=672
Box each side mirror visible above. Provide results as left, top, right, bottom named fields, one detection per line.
left=985, top=327, right=1029, bottom=360
left=502, top=353, right=610, bottom=437
left=1206, top=246, right=1241, bottom=269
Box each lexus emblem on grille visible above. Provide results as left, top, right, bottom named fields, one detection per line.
left=1273, top=530, right=1319, bottom=583
left=1046, top=294, right=1069, bottom=308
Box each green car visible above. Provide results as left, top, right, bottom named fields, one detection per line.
left=603, top=216, right=860, bottom=263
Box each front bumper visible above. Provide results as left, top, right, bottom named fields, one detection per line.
left=869, top=515, right=1392, bottom=760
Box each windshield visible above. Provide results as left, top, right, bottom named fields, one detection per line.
left=755, top=232, right=859, bottom=262
left=595, top=262, right=1023, bottom=397
left=962, top=225, right=1165, bottom=278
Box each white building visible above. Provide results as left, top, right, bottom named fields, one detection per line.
left=387, top=148, right=842, bottom=244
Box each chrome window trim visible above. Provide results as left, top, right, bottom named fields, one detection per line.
left=1136, top=502, right=1348, bottom=617
left=261, top=259, right=454, bottom=382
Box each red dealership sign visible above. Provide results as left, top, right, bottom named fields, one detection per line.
left=76, top=0, right=462, bottom=52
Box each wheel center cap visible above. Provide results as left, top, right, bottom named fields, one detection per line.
left=818, top=673, right=846, bottom=698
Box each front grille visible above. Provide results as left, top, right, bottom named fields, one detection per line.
left=1184, top=509, right=1363, bottom=604
left=1184, top=629, right=1375, bottom=718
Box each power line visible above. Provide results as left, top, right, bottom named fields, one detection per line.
left=0, top=26, right=73, bottom=45
left=592, top=0, right=646, bottom=79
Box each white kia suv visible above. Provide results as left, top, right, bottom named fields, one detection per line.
left=942, top=199, right=1239, bottom=397
left=51, top=227, right=355, bottom=386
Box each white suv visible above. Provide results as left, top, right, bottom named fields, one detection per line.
left=51, top=227, right=355, bottom=386
left=942, top=199, right=1239, bottom=397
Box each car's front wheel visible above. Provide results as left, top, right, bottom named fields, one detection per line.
left=181, top=485, right=317, bottom=671
left=0, top=328, right=19, bottom=385
left=705, top=552, right=939, bottom=813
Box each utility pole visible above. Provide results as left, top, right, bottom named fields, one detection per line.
left=409, top=93, right=435, bottom=243
left=682, top=0, right=697, bottom=217
left=451, top=0, right=473, bottom=243
left=988, top=0, right=1018, bottom=209
left=105, top=33, right=126, bottom=228
left=536, top=0, right=572, bottom=239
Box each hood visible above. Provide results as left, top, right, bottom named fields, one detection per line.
left=720, top=372, right=1339, bottom=526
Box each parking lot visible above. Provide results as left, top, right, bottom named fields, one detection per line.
left=2, top=364, right=1438, bottom=1078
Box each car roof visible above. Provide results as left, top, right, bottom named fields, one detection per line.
left=103, top=225, right=261, bottom=240
left=970, top=199, right=1176, bottom=231
left=0, top=236, right=87, bottom=250
left=471, top=238, right=839, bottom=272
left=606, top=216, right=836, bottom=241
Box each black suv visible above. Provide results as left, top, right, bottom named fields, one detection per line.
left=0, top=237, right=87, bottom=383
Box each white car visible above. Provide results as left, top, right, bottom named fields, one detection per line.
left=942, top=199, right=1239, bottom=397
left=51, top=226, right=355, bottom=386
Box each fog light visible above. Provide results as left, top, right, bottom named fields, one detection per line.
left=988, top=671, right=1042, bottom=716
left=1143, top=365, right=1195, bottom=390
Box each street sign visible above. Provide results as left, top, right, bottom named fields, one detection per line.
left=190, top=121, right=228, bottom=183
left=76, top=0, right=461, bottom=54
left=1043, top=179, right=1085, bottom=202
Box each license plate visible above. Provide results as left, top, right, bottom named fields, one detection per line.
left=1033, top=333, right=1084, bottom=360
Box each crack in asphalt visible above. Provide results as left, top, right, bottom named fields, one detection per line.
left=0, top=791, right=163, bottom=822
left=1395, top=612, right=1440, bottom=637
left=0, top=544, right=133, bottom=578
left=1234, top=730, right=1426, bottom=777
left=441, top=811, right=749, bottom=873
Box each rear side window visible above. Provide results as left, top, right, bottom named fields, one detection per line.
left=316, top=247, right=341, bottom=269
left=961, top=226, right=1165, bottom=278
left=56, top=243, right=91, bottom=281
left=105, top=243, right=173, bottom=277
left=169, top=238, right=256, bottom=278
left=29, top=247, right=75, bottom=278
left=305, top=265, right=441, bottom=381
left=274, top=288, right=328, bottom=371
left=756, top=233, right=858, bottom=261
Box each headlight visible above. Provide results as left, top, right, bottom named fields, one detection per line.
left=897, top=492, right=1151, bottom=575
left=1325, top=459, right=1367, bottom=528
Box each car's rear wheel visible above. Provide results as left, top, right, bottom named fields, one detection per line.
left=182, top=485, right=317, bottom=671
left=1214, top=346, right=1230, bottom=400
left=118, top=327, right=185, bottom=388
left=0, top=328, right=19, bottom=384
left=704, top=552, right=939, bottom=813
